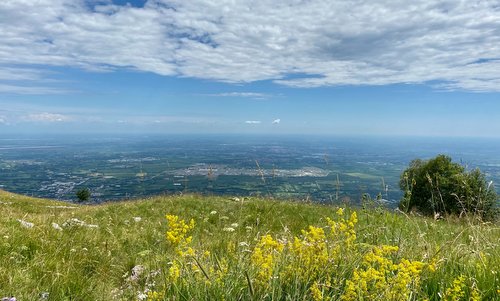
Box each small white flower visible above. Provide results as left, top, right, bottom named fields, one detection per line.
left=62, top=218, right=85, bottom=227
left=210, top=210, right=217, bottom=215
left=62, top=218, right=99, bottom=228
left=52, top=223, right=63, bottom=231
left=220, top=216, right=229, bottom=220
left=70, top=248, right=76, bottom=253
left=222, top=227, right=235, bottom=232
left=18, top=219, right=34, bottom=228
left=278, top=238, right=288, bottom=245
left=128, top=265, right=145, bottom=282
left=230, top=223, right=239, bottom=228
left=82, top=247, right=88, bottom=251
left=133, top=217, right=142, bottom=222
left=137, top=292, right=147, bottom=300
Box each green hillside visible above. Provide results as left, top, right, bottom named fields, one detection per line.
left=0, top=190, right=498, bottom=300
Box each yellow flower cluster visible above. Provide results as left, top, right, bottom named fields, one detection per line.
left=146, top=290, right=164, bottom=301
left=443, top=275, right=480, bottom=301
left=341, top=245, right=425, bottom=301
left=310, top=281, right=324, bottom=301
left=168, top=261, right=181, bottom=282
left=154, top=210, right=483, bottom=301
left=444, top=275, right=465, bottom=301
left=251, top=234, right=284, bottom=285
left=209, top=257, right=229, bottom=285
left=165, top=214, right=195, bottom=257
left=289, top=225, right=329, bottom=279
left=326, top=209, right=357, bottom=249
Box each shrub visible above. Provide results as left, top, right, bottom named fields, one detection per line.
left=399, top=154, right=498, bottom=220
left=75, top=187, right=91, bottom=202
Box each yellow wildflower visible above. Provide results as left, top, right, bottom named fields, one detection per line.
left=289, top=226, right=329, bottom=279
left=336, top=208, right=344, bottom=216
left=341, top=245, right=424, bottom=301
left=443, top=275, right=466, bottom=301
left=251, top=234, right=284, bottom=285
left=470, top=283, right=480, bottom=301
left=165, top=214, right=195, bottom=257
left=310, top=281, right=323, bottom=301
left=146, top=291, right=164, bottom=301
left=168, top=261, right=181, bottom=282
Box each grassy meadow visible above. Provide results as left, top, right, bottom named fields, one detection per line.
left=0, top=189, right=498, bottom=300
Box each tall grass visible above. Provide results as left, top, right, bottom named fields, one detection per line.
left=0, top=190, right=498, bottom=300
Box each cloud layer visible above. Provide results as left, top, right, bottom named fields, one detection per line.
left=1, top=0, right=500, bottom=91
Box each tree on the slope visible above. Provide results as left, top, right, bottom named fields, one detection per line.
left=76, top=187, right=91, bottom=202
left=399, top=154, right=498, bottom=220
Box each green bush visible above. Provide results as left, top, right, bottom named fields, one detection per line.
left=75, top=187, right=91, bottom=202
left=399, top=154, right=498, bottom=220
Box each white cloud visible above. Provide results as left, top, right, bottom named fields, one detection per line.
left=205, top=92, right=271, bottom=99
left=0, top=67, right=46, bottom=81
left=1, top=1, right=499, bottom=91
left=272, top=119, right=281, bottom=124
left=22, top=113, right=70, bottom=122
left=0, top=84, right=72, bottom=95
left=115, top=115, right=216, bottom=124
left=245, top=120, right=261, bottom=124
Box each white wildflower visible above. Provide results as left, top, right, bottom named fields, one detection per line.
left=39, top=292, right=49, bottom=300
left=137, top=292, right=147, bottom=301
left=62, top=218, right=86, bottom=227
left=128, top=265, right=145, bottom=282
left=52, top=223, right=63, bottom=231
left=62, top=218, right=98, bottom=228
left=18, top=219, right=34, bottom=228
left=222, top=227, right=235, bottom=232
left=230, top=223, right=239, bottom=228
left=210, top=210, right=217, bottom=215
left=220, top=216, right=229, bottom=220
left=133, top=217, right=142, bottom=222
left=278, top=238, right=288, bottom=245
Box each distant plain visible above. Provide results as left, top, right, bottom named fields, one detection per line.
left=1, top=135, right=499, bottom=205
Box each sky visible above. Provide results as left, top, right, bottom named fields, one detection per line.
left=0, top=0, right=499, bottom=137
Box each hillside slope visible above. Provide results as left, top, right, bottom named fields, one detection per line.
left=0, top=190, right=498, bottom=300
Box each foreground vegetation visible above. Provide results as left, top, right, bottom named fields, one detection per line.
left=0, top=190, right=498, bottom=300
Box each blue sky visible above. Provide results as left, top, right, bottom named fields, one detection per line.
left=1, top=0, right=500, bottom=136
